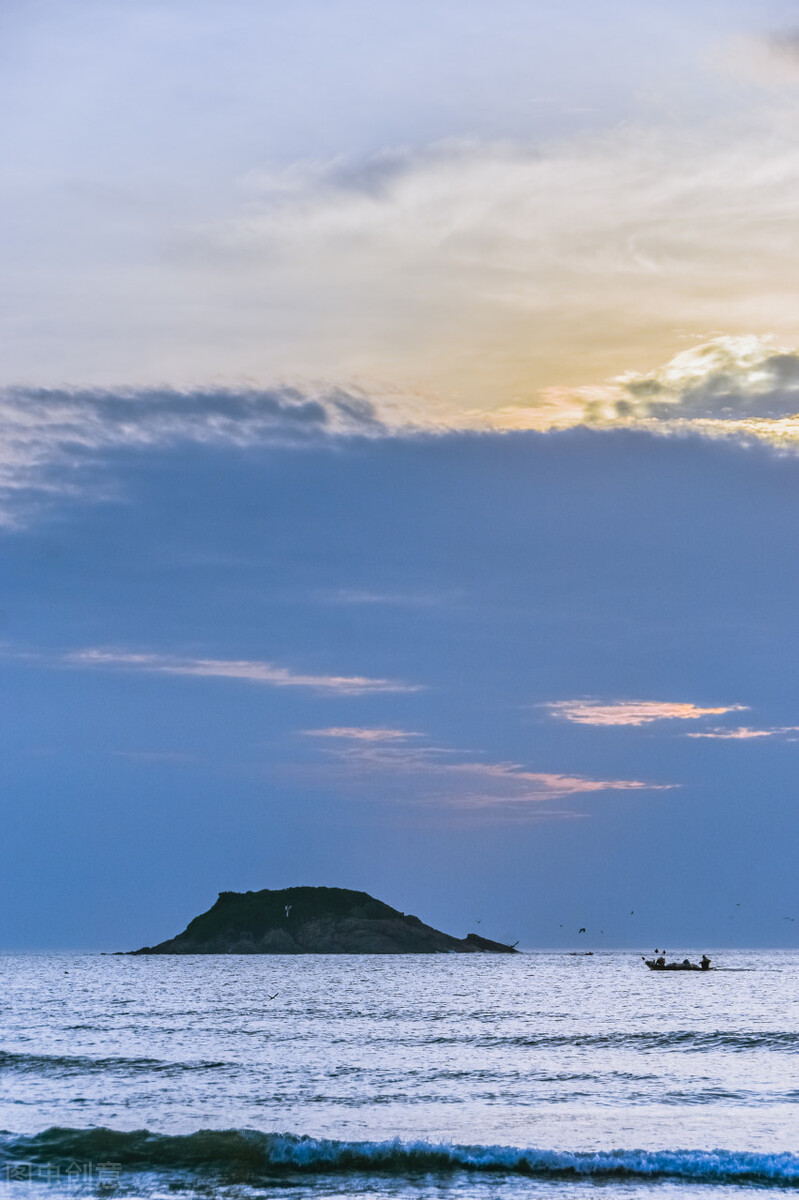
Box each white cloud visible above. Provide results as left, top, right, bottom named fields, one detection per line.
left=64, top=648, right=420, bottom=695
left=546, top=699, right=747, bottom=727
left=686, top=725, right=799, bottom=740
left=720, top=31, right=799, bottom=90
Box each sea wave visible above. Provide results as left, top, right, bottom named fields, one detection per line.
left=1, top=1129, right=797, bottom=1186
left=0, top=1052, right=228, bottom=1075
left=473, top=1030, right=799, bottom=1052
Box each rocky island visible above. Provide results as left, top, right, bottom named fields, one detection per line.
left=130, top=886, right=518, bottom=954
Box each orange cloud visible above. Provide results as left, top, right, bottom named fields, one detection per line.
left=546, top=700, right=747, bottom=726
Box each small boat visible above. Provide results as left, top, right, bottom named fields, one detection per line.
left=643, top=956, right=712, bottom=972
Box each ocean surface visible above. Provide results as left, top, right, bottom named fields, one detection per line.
left=0, top=951, right=797, bottom=1199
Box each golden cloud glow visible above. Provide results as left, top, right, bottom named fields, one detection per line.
left=6, top=332, right=799, bottom=523
left=547, top=700, right=747, bottom=726
left=171, top=117, right=799, bottom=412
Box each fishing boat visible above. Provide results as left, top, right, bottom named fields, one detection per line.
left=643, top=955, right=712, bottom=971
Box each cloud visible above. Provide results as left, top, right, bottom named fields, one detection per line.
left=0, top=384, right=397, bottom=521
left=63, top=649, right=420, bottom=695
left=112, top=749, right=197, bottom=763
left=324, top=588, right=460, bottom=607
left=9, top=49, right=799, bottom=441
left=721, top=31, right=799, bottom=90
left=686, top=725, right=799, bottom=740
left=7, top=336, right=799, bottom=528
left=303, top=727, right=421, bottom=741
left=174, top=116, right=799, bottom=411
left=546, top=699, right=747, bottom=726
left=549, top=336, right=799, bottom=450
left=438, top=760, right=667, bottom=804
left=8, top=340, right=799, bottom=528
left=12, top=0, right=799, bottom=416
left=8, top=335, right=799, bottom=529
left=306, top=729, right=672, bottom=813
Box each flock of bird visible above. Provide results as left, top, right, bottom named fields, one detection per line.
left=550, top=905, right=796, bottom=938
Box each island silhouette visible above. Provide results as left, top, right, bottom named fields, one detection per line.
left=129, top=886, right=518, bottom=954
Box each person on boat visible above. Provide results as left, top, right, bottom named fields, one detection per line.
left=701, top=954, right=711, bottom=970
left=655, top=955, right=665, bottom=968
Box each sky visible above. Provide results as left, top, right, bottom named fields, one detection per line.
left=2, top=0, right=799, bottom=950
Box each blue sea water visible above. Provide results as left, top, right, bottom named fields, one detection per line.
left=0, top=951, right=797, bottom=1198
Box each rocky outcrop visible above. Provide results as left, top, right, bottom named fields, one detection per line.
left=129, top=886, right=517, bottom=954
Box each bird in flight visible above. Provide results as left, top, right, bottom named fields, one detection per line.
left=578, top=927, right=586, bottom=934
left=267, top=993, right=279, bottom=1000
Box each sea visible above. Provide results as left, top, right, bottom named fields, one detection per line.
left=1, top=951, right=797, bottom=1199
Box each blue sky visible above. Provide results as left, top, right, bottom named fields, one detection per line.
left=2, top=1, right=799, bottom=949
left=3, top=429, right=799, bottom=950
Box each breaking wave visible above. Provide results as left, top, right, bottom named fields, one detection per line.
left=1, top=1128, right=798, bottom=1186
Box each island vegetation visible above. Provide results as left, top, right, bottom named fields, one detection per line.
left=129, top=886, right=518, bottom=954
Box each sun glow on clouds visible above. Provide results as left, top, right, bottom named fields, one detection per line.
left=159, top=118, right=799, bottom=408
left=64, top=650, right=420, bottom=695
left=547, top=700, right=747, bottom=726
left=545, top=336, right=799, bottom=451
left=8, top=333, right=799, bottom=521
left=11, top=12, right=799, bottom=438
